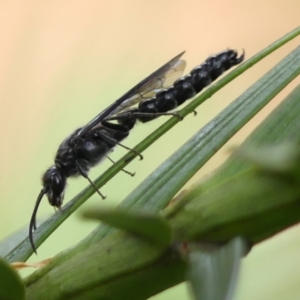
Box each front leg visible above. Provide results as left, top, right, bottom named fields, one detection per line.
left=75, top=160, right=106, bottom=199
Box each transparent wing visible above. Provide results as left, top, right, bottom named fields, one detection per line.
left=76, top=52, right=186, bottom=137
left=108, top=59, right=186, bottom=116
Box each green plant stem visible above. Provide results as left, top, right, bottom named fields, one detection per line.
left=24, top=150, right=300, bottom=300
left=24, top=78, right=300, bottom=300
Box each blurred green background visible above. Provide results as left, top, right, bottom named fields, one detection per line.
left=0, top=1, right=299, bottom=299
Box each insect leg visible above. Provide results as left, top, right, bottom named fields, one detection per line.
left=106, top=155, right=135, bottom=176
left=98, top=130, right=143, bottom=160
left=75, top=161, right=106, bottom=199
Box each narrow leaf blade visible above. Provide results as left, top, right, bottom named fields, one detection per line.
left=187, top=237, right=248, bottom=300
left=82, top=208, right=172, bottom=249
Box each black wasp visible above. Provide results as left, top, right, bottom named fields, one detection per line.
left=29, top=49, right=244, bottom=252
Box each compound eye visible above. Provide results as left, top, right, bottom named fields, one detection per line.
left=47, top=185, right=65, bottom=207
left=55, top=194, right=64, bottom=208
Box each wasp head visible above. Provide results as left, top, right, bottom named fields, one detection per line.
left=29, top=165, right=66, bottom=253
left=42, top=166, right=67, bottom=207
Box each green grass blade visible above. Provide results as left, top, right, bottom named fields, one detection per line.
left=6, top=28, right=300, bottom=262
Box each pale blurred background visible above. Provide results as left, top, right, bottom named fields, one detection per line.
left=0, top=1, right=299, bottom=299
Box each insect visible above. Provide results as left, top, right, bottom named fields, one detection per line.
left=29, top=49, right=244, bottom=252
